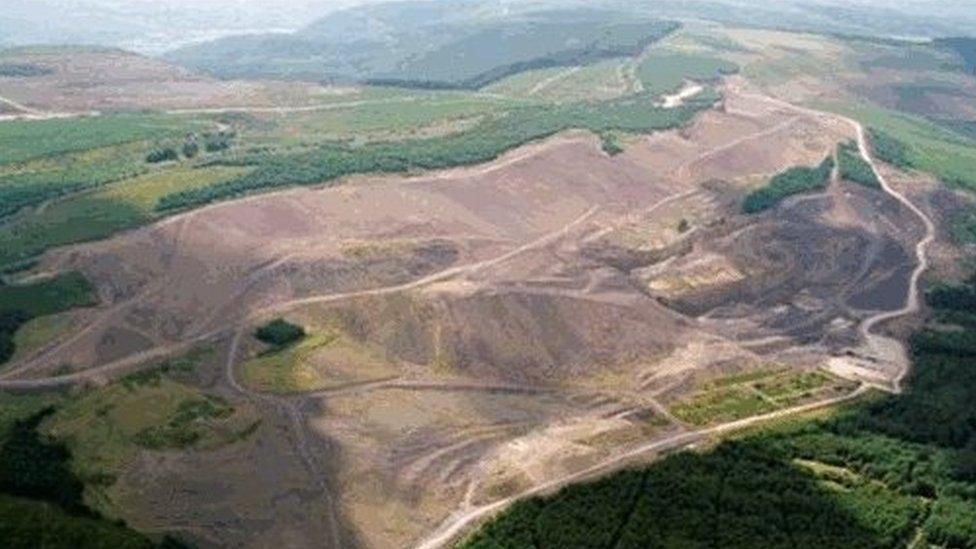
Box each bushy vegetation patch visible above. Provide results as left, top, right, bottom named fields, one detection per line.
left=145, top=147, right=178, bottom=164
left=869, top=128, right=913, bottom=169
left=462, top=273, right=976, bottom=548
left=742, top=156, right=834, bottom=214
left=838, top=140, right=881, bottom=188
left=599, top=132, right=625, bottom=156
left=157, top=91, right=719, bottom=211
left=132, top=395, right=234, bottom=449
left=254, top=318, right=306, bottom=348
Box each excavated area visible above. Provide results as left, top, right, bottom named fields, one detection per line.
left=2, top=89, right=927, bottom=548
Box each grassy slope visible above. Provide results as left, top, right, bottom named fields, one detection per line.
left=0, top=350, right=257, bottom=546
left=825, top=102, right=976, bottom=191
left=637, top=52, right=738, bottom=95
left=0, top=114, right=204, bottom=166
left=156, top=90, right=720, bottom=212
left=0, top=166, right=250, bottom=266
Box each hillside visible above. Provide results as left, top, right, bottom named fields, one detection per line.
left=166, top=5, right=678, bottom=87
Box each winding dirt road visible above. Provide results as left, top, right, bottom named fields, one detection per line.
left=410, top=92, right=938, bottom=548
left=733, top=89, right=936, bottom=393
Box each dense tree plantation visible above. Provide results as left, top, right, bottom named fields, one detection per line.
left=742, top=157, right=834, bottom=213
left=155, top=91, right=720, bottom=212
left=461, top=275, right=976, bottom=548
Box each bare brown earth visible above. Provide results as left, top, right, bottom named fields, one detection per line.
left=0, top=86, right=930, bottom=547
left=0, top=48, right=351, bottom=112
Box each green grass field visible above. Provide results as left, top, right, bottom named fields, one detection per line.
left=0, top=166, right=249, bottom=267
left=486, top=59, right=632, bottom=103
left=0, top=113, right=207, bottom=166
left=825, top=102, right=976, bottom=191
left=637, top=52, right=738, bottom=95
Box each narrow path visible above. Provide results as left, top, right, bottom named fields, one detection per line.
left=527, top=67, right=581, bottom=96
left=0, top=94, right=97, bottom=121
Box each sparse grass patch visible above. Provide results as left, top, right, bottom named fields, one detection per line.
left=671, top=385, right=776, bottom=426
left=42, top=351, right=258, bottom=516
left=241, top=327, right=399, bottom=393
left=670, top=368, right=852, bottom=426
left=10, top=312, right=78, bottom=363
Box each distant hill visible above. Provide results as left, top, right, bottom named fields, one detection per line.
left=936, top=37, right=976, bottom=74
left=165, top=3, right=678, bottom=88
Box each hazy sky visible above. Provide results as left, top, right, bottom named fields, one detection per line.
left=3, top=0, right=975, bottom=54
left=1, top=0, right=390, bottom=52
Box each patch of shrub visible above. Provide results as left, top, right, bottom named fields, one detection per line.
left=838, top=140, right=881, bottom=188
left=133, top=396, right=233, bottom=450
left=181, top=139, right=199, bottom=159
left=254, top=319, right=305, bottom=348
left=600, top=132, right=624, bottom=156
left=145, top=147, right=178, bottom=164
left=869, top=128, right=913, bottom=169
left=742, top=156, right=834, bottom=214
left=203, top=132, right=233, bottom=153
